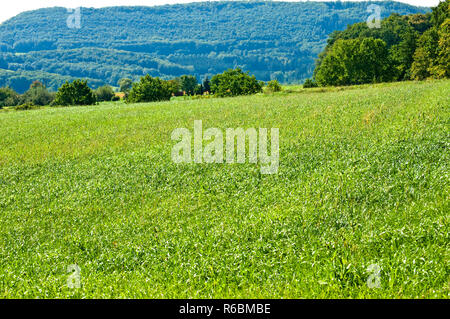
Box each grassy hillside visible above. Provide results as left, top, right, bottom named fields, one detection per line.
left=0, top=80, right=448, bottom=298
left=0, top=1, right=428, bottom=92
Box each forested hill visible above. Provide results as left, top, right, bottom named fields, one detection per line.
left=0, top=1, right=428, bottom=92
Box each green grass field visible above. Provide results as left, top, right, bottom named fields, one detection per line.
left=0, top=80, right=448, bottom=298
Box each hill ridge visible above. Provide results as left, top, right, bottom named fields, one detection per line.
left=0, top=1, right=429, bottom=92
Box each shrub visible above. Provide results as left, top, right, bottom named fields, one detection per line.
left=0, top=87, right=21, bottom=108
left=111, top=95, right=121, bottom=102
left=22, top=83, right=54, bottom=106
left=126, top=75, right=172, bottom=103
left=303, top=78, right=318, bottom=88
left=96, top=85, right=115, bottom=102
left=267, top=80, right=282, bottom=92
left=15, top=102, right=39, bottom=111
left=210, top=68, right=263, bottom=97
left=53, top=80, right=97, bottom=106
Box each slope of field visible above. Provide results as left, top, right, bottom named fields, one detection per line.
left=0, top=80, right=448, bottom=298
left=0, top=1, right=429, bottom=92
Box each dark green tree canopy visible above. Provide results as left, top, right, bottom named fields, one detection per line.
left=210, top=68, right=263, bottom=97
left=313, top=1, right=449, bottom=86
left=96, top=85, right=115, bottom=102
left=0, top=87, right=20, bottom=108
left=53, top=80, right=97, bottom=106
left=22, top=83, right=54, bottom=106
left=315, top=38, right=392, bottom=86
left=127, top=75, right=172, bottom=103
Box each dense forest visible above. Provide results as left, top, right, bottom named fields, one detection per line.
left=312, top=0, right=449, bottom=86
left=0, top=1, right=428, bottom=92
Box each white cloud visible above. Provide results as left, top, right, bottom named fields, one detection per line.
left=0, top=0, right=442, bottom=23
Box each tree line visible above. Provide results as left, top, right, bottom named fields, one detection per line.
left=0, top=68, right=266, bottom=109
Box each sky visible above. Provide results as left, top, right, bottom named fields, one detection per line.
left=0, top=0, right=442, bottom=23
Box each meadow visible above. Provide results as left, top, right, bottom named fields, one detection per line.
left=0, top=80, right=448, bottom=298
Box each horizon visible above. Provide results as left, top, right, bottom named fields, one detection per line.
left=0, top=0, right=442, bottom=23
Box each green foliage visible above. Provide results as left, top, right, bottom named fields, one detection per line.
left=411, top=1, right=449, bottom=80
left=267, top=80, right=282, bottom=92
left=314, top=1, right=449, bottom=86
left=22, top=82, right=54, bottom=106
left=0, top=2, right=428, bottom=92
left=431, top=0, right=450, bottom=27
left=15, top=102, right=39, bottom=111
left=436, top=19, right=450, bottom=78
left=118, top=78, right=133, bottom=93
left=126, top=75, right=172, bottom=103
left=410, top=28, right=440, bottom=80
left=303, top=78, right=318, bottom=88
left=211, top=68, right=263, bottom=97
left=202, top=77, right=211, bottom=94
left=316, top=14, right=423, bottom=83
left=53, top=80, right=97, bottom=106
left=0, top=87, right=20, bottom=107
left=178, top=75, right=198, bottom=96
left=95, top=85, right=115, bottom=102
left=315, top=38, right=393, bottom=86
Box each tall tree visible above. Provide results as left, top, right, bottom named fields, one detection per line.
left=315, top=38, right=393, bottom=86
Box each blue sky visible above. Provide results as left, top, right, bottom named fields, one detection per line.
left=0, top=0, right=442, bottom=23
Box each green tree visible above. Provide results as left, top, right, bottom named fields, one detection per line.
left=95, top=85, right=115, bottom=102
left=126, top=75, right=172, bottom=103
left=410, top=28, right=440, bottom=80
left=315, top=38, right=393, bottom=86
left=210, top=68, right=263, bottom=97
left=411, top=1, right=449, bottom=80
left=118, top=78, right=133, bottom=93
left=53, top=80, right=97, bottom=106
left=202, top=76, right=211, bottom=94
left=431, top=0, right=450, bottom=27
left=303, top=78, right=318, bottom=88
left=0, top=87, right=21, bottom=108
left=435, top=19, right=450, bottom=78
left=166, top=79, right=181, bottom=96
left=22, top=82, right=54, bottom=106
left=267, top=80, right=282, bottom=92
left=178, top=75, right=198, bottom=95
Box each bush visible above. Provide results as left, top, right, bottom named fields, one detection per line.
left=303, top=78, right=318, bottom=88
left=267, top=80, right=282, bottom=92
left=96, top=85, right=115, bottom=102
left=53, top=80, right=97, bottom=106
left=0, top=87, right=21, bottom=108
left=111, top=95, right=120, bottom=102
left=126, top=75, right=172, bottom=103
left=22, top=83, right=54, bottom=106
left=210, top=68, right=263, bottom=97
left=15, top=102, right=39, bottom=111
